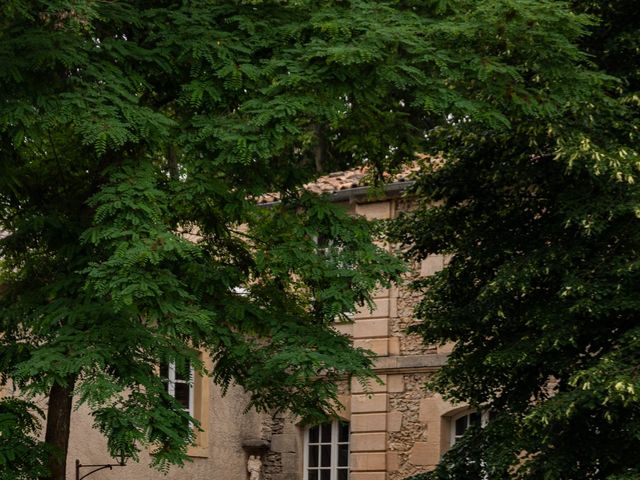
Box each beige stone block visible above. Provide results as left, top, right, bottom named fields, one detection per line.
left=388, top=298, right=397, bottom=318
left=353, top=318, right=389, bottom=339
left=273, top=474, right=298, bottom=480
left=387, top=411, right=402, bottom=433
left=389, top=286, right=398, bottom=317
left=351, top=452, right=387, bottom=471
left=388, top=337, right=400, bottom=356
left=419, top=394, right=462, bottom=424
left=409, top=442, right=440, bottom=466
left=437, top=341, right=455, bottom=354
left=335, top=394, right=351, bottom=418
left=281, top=452, right=298, bottom=473
left=352, top=375, right=387, bottom=394
left=419, top=398, right=433, bottom=424
left=351, top=413, right=387, bottom=433
left=351, top=432, right=387, bottom=452
left=351, top=473, right=386, bottom=480
left=271, top=434, right=297, bottom=453
left=354, top=338, right=389, bottom=356
left=420, top=255, right=445, bottom=277
left=355, top=298, right=390, bottom=320
left=387, top=375, right=404, bottom=393
left=333, top=322, right=353, bottom=337
left=355, top=201, right=391, bottom=220
left=372, top=285, right=390, bottom=299
left=352, top=393, right=388, bottom=414
left=387, top=452, right=400, bottom=472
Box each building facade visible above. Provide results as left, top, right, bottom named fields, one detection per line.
left=254, top=169, right=467, bottom=480
left=4, top=168, right=472, bottom=480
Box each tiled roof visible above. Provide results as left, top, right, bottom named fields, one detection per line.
left=257, top=162, right=422, bottom=204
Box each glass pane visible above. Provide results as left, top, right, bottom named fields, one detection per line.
left=174, top=383, right=190, bottom=408
left=455, top=416, right=467, bottom=436
left=321, top=445, right=331, bottom=467
left=320, top=469, right=330, bottom=480
left=308, top=471, right=318, bottom=480
left=321, top=423, right=332, bottom=443
left=175, top=363, right=191, bottom=381
left=338, top=444, right=349, bottom=467
left=338, top=468, right=348, bottom=480
left=338, top=421, right=349, bottom=443
left=470, top=412, right=481, bottom=427
left=309, top=426, right=319, bottom=443
left=308, top=446, right=319, bottom=468
left=159, top=363, right=168, bottom=378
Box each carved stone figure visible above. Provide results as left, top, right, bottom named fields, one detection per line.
left=247, top=455, right=262, bottom=480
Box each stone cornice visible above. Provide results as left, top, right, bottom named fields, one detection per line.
left=372, top=354, right=448, bottom=375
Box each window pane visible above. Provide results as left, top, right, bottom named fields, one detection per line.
left=338, top=444, right=349, bottom=467
left=175, top=363, right=191, bottom=382
left=320, top=469, right=330, bottom=480
left=308, top=446, right=319, bottom=468
left=338, top=421, right=349, bottom=443
left=455, top=416, right=467, bottom=436
left=337, top=468, right=348, bottom=480
left=174, top=383, right=190, bottom=409
left=321, top=423, right=332, bottom=443
left=309, top=426, right=319, bottom=443
left=320, top=445, right=331, bottom=467
left=470, top=412, right=480, bottom=427
left=159, top=363, right=168, bottom=378
left=308, top=471, right=318, bottom=480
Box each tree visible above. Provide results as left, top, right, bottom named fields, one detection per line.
left=0, top=1, right=614, bottom=479
left=392, top=0, right=640, bottom=478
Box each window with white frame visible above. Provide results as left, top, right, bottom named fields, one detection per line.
left=450, top=410, right=489, bottom=446
left=304, top=420, right=349, bottom=480
left=160, top=361, right=195, bottom=417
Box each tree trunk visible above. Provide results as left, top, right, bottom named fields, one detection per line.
left=167, top=144, right=179, bottom=180
left=313, top=124, right=328, bottom=173
left=44, top=376, right=76, bottom=480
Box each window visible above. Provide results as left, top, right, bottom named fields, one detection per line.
left=304, top=420, right=350, bottom=480
left=160, top=361, right=195, bottom=417
left=159, top=354, right=211, bottom=457
left=450, top=410, right=489, bottom=446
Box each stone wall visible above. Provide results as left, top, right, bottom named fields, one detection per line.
left=387, top=374, right=433, bottom=480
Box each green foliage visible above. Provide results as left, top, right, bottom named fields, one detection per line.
left=0, top=399, right=49, bottom=480
left=1, top=0, right=419, bottom=474
left=392, top=0, right=640, bottom=478
left=1, top=0, right=631, bottom=478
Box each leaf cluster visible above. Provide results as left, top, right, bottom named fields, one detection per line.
left=391, top=0, right=640, bottom=478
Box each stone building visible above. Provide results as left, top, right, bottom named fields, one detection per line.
left=3, top=167, right=475, bottom=480
left=251, top=167, right=470, bottom=480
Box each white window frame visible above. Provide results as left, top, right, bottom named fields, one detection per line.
left=164, top=361, right=195, bottom=417
left=450, top=410, right=490, bottom=446
left=303, top=420, right=350, bottom=480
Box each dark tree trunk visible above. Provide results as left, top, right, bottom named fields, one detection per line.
left=44, top=376, right=76, bottom=480
left=167, top=144, right=179, bottom=180
left=313, top=124, right=328, bottom=173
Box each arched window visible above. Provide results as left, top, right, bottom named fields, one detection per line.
left=304, top=420, right=349, bottom=480
left=450, top=410, right=489, bottom=446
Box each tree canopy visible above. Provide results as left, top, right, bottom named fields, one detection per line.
left=1, top=0, right=632, bottom=479
left=393, top=0, right=640, bottom=478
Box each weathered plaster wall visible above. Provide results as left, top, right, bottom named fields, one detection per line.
left=65, top=381, right=264, bottom=480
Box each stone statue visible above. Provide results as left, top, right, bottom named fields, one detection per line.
left=247, top=455, right=262, bottom=480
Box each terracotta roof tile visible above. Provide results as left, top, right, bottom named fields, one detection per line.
left=257, top=161, right=424, bottom=204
